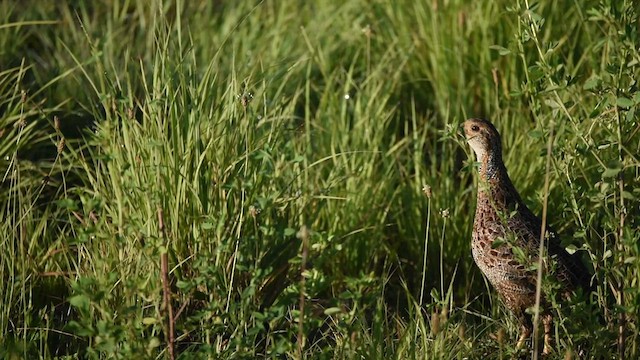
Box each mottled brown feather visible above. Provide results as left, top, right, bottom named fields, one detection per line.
left=463, top=118, right=589, bottom=354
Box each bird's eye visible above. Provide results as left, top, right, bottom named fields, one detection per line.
left=471, top=125, right=480, bottom=132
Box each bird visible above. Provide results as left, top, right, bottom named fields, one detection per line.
left=462, top=118, right=589, bottom=356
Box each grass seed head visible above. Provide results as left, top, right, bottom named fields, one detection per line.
left=422, top=184, right=432, bottom=198
left=249, top=205, right=261, bottom=218
left=564, top=349, right=573, bottom=360
left=431, top=310, right=440, bottom=335
left=297, top=225, right=310, bottom=241
left=458, top=324, right=465, bottom=340
left=15, top=116, right=26, bottom=128
left=496, top=328, right=505, bottom=346
left=57, top=138, right=65, bottom=154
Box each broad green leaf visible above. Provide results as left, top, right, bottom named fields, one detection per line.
left=583, top=76, right=600, bottom=90
left=142, top=317, right=158, bottom=325
left=68, top=294, right=90, bottom=310
left=602, top=167, right=621, bottom=178
left=324, top=307, right=342, bottom=315
left=489, top=45, right=511, bottom=55
left=616, top=97, right=633, bottom=108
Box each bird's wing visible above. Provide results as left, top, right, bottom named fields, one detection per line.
left=513, top=207, right=591, bottom=291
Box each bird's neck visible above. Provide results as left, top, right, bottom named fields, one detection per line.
left=478, top=151, right=503, bottom=180
left=476, top=152, right=519, bottom=205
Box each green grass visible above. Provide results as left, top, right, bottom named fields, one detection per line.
left=1, top=0, right=639, bottom=358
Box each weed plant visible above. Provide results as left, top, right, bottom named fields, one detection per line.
left=0, top=0, right=638, bottom=359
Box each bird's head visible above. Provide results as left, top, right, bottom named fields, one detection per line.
left=463, top=118, right=502, bottom=162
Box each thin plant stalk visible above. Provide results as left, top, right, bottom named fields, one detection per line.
left=419, top=196, right=432, bottom=307
left=532, top=125, right=554, bottom=359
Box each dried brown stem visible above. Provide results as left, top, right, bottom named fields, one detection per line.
left=158, top=207, right=175, bottom=360
left=297, top=225, right=310, bottom=359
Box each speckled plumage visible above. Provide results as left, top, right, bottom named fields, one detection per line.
left=463, top=118, right=588, bottom=355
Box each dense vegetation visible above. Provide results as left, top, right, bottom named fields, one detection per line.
left=1, top=0, right=638, bottom=358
